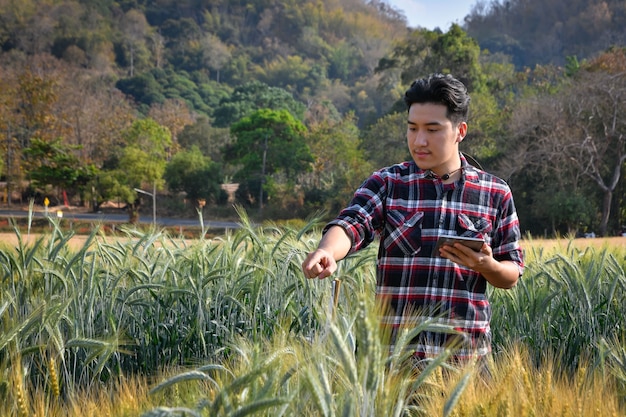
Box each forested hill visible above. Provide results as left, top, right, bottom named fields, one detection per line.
left=464, top=0, right=626, bottom=68
left=0, top=0, right=409, bottom=123
left=1, top=0, right=621, bottom=121
left=1, top=0, right=625, bottom=236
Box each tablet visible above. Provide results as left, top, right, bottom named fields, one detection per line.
left=435, top=235, right=484, bottom=255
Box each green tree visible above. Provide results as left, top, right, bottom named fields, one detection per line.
left=226, top=109, right=312, bottom=211
left=164, top=146, right=223, bottom=203
left=23, top=137, right=96, bottom=204
left=177, top=115, right=232, bottom=163
left=377, top=25, right=485, bottom=91
left=360, top=112, right=409, bottom=169
left=100, top=118, right=172, bottom=223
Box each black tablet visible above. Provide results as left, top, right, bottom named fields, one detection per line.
left=435, top=235, right=484, bottom=255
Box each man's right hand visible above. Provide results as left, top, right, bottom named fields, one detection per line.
left=301, top=225, right=352, bottom=279
left=302, top=249, right=337, bottom=279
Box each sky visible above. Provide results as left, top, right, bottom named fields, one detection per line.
left=385, top=0, right=478, bottom=30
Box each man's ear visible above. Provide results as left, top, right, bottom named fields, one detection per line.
left=456, top=122, right=467, bottom=142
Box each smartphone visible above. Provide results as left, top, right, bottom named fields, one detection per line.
left=435, top=235, right=484, bottom=255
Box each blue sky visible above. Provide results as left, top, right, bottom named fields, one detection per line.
left=385, top=0, right=478, bottom=30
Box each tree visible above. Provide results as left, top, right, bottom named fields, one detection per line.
left=505, top=50, right=626, bottom=236
left=120, top=9, right=150, bottom=76
left=100, top=118, right=172, bottom=222
left=560, top=66, right=626, bottom=236
left=164, top=146, right=223, bottom=203
left=200, top=34, right=231, bottom=82
left=177, top=115, right=232, bottom=163
left=226, top=109, right=312, bottom=210
left=360, top=112, right=409, bottom=169
left=377, top=25, right=485, bottom=92
left=148, top=98, right=195, bottom=152
left=305, top=113, right=373, bottom=214
left=23, top=137, right=96, bottom=204
left=55, top=66, right=135, bottom=166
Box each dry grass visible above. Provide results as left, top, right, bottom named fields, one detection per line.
left=0, top=232, right=195, bottom=251
left=522, top=235, right=625, bottom=250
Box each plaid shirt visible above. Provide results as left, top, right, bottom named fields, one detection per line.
left=325, top=155, right=524, bottom=358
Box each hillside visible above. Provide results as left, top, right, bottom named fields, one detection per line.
left=464, top=0, right=626, bottom=68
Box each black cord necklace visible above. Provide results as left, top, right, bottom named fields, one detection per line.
left=426, top=167, right=463, bottom=180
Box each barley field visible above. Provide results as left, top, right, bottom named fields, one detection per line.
left=0, top=214, right=625, bottom=416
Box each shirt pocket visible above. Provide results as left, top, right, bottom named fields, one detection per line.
left=456, top=213, right=492, bottom=242
left=383, top=210, right=424, bottom=256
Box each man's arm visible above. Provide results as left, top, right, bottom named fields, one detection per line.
left=302, top=226, right=352, bottom=279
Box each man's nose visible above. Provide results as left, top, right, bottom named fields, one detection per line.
left=412, top=130, right=427, bottom=146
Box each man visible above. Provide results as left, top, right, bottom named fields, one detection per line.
left=302, top=73, right=524, bottom=360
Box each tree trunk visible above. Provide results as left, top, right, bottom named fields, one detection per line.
left=128, top=201, right=140, bottom=224
left=599, top=189, right=612, bottom=237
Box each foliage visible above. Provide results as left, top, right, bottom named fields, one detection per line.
left=23, top=137, right=97, bottom=200
left=377, top=24, right=485, bottom=92
left=360, top=111, right=410, bottom=169
left=119, top=118, right=172, bottom=189
left=116, top=69, right=228, bottom=116
left=164, top=146, right=224, bottom=203
left=212, top=81, right=306, bottom=128
left=177, top=115, right=232, bottom=163
left=465, top=0, right=626, bottom=69
left=504, top=49, right=626, bottom=236
left=226, top=109, right=313, bottom=206
left=304, top=113, right=374, bottom=214
left=0, top=0, right=624, bottom=233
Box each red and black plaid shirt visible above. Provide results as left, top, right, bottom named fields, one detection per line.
left=325, top=155, right=524, bottom=358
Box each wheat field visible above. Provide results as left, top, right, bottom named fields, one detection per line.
left=0, top=216, right=625, bottom=416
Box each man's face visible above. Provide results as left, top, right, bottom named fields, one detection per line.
left=406, top=102, right=466, bottom=175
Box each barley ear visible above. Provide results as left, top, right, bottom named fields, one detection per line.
left=49, top=357, right=60, bottom=398
left=13, top=367, right=29, bottom=417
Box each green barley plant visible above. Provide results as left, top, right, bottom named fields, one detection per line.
left=1, top=210, right=626, bottom=416
left=144, top=288, right=468, bottom=417
left=0, top=210, right=379, bottom=410
left=490, top=243, right=626, bottom=375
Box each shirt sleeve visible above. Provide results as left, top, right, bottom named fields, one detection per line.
left=323, top=172, right=387, bottom=255
left=492, top=188, right=525, bottom=276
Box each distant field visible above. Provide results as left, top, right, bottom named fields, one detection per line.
left=0, top=232, right=194, bottom=250
left=522, top=236, right=625, bottom=250
left=1, top=232, right=624, bottom=252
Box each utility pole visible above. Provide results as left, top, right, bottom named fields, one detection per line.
left=134, top=183, right=156, bottom=226
left=6, top=122, right=12, bottom=206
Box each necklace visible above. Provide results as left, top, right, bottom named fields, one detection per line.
left=440, top=167, right=463, bottom=180
left=426, top=167, right=463, bottom=180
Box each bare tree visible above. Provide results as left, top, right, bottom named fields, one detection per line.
left=506, top=62, right=626, bottom=236
left=562, top=70, right=626, bottom=235
left=121, top=10, right=149, bottom=77
left=200, top=34, right=231, bottom=83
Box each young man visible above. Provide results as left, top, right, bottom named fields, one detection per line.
left=302, top=73, right=524, bottom=360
